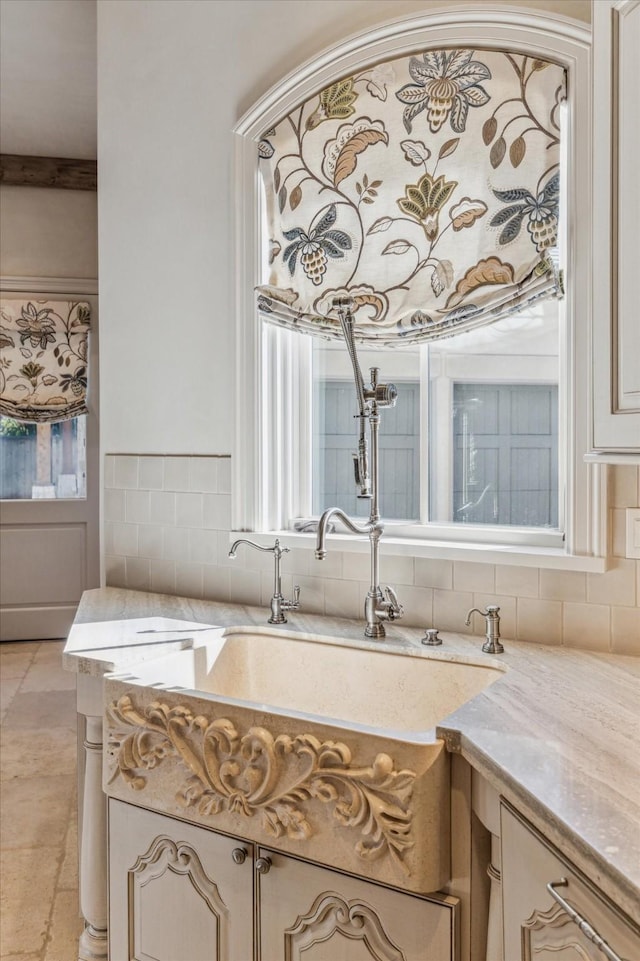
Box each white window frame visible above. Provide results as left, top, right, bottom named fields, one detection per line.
left=233, top=7, right=607, bottom=571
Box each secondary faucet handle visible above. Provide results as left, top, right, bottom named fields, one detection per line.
left=465, top=605, right=503, bottom=654
left=384, top=585, right=404, bottom=619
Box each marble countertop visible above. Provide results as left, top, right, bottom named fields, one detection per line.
left=64, top=587, right=640, bottom=925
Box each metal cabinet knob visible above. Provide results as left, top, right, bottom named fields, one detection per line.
left=231, top=847, right=247, bottom=865
left=255, top=856, right=272, bottom=875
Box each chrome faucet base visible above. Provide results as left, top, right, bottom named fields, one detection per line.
left=482, top=638, right=504, bottom=654
left=365, top=621, right=387, bottom=639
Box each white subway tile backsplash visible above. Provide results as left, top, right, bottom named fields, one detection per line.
left=563, top=602, right=611, bottom=652
left=104, top=489, right=125, bottom=523
left=291, top=575, right=325, bottom=615
left=125, top=489, right=150, bottom=524
left=189, top=458, right=218, bottom=493
left=539, top=569, right=586, bottom=603
left=102, top=455, right=639, bottom=656
left=138, top=456, right=164, bottom=491
left=203, top=494, right=231, bottom=530
left=149, top=491, right=176, bottom=527
left=323, top=577, right=361, bottom=619
left=217, top=458, right=231, bottom=494
left=176, top=492, right=204, bottom=529
left=380, top=553, right=414, bottom=587
left=337, top=552, right=369, bottom=582
left=163, top=457, right=190, bottom=492
left=610, top=606, right=640, bottom=656
left=229, top=567, right=262, bottom=607
left=138, top=525, right=164, bottom=559
left=150, top=559, right=176, bottom=595
left=203, top=565, right=230, bottom=602
left=517, top=598, right=562, bottom=646
left=454, top=560, right=495, bottom=593
left=189, top=528, right=218, bottom=565
left=112, top=523, right=138, bottom=557
left=587, top=559, right=636, bottom=608
left=394, top=585, right=433, bottom=628
left=434, top=589, right=473, bottom=633
left=113, top=455, right=138, bottom=490
left=125, top=557, right=150, bottom=592
left=104, top=454, right=116, bottom=489
left=175, top=562, right=204, bottom=600
left=104, top=554, right=126, bottom=588
left=414, top=558, right=453, bottom=591
left=163, top=526, right=191, bottom=562
left=495, top=565, right=539, bottom=599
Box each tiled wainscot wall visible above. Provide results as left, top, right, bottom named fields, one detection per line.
left=104, top=456, right=640, bottom=656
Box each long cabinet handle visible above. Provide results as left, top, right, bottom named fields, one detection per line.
left=546, top=879, right=626, bottom=961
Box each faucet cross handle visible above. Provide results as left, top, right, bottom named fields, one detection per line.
left=465, top=605, right=503, bottom=654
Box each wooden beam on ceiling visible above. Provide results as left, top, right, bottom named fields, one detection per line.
left=0, top=154, right=97, bottom=191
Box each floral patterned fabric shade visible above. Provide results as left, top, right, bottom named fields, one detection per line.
left=0, top=299, right=90, bottom=423
left=257, top=47, right=566, bottom=346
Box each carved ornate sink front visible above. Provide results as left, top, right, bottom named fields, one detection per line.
left=103, top=626, right=503, bottom=894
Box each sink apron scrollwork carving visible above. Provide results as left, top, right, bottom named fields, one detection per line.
left=106, top=693, right=417, bottom=872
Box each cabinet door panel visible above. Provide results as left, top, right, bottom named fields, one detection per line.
left=109, top=800, right=254, bottom=961
left=258, top=849, right=458, bottom=961
left=501, top=804, right=640, bottom=961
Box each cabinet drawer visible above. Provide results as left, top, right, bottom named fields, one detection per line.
left=501, top=803, right=639, bottom=961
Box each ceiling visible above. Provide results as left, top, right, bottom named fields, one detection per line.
left=0, top=0, right=97, bottom=160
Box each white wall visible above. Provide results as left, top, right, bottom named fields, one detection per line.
left=96, top=0, right=589, bottom=456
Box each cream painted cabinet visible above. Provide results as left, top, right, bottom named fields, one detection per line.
left=109, top=799, right=459, bottom=961
left=591, top=0, right=640, bottom=454
left=108, top=800, right=255, bottom=961
left=501, top=804, right=640, bottom=961
left=258, top=848, right=458, bottom=961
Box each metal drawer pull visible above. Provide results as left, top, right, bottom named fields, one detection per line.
left=547, top=879, right=626, bottom=961
left=255, top=856, right=272, bottom=875
left=231, top=847, right=247, bottom=865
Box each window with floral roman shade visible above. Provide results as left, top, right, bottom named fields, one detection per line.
left=257, top=47, right=566, bottom=346
left=0, top=299, right=91, bottom=423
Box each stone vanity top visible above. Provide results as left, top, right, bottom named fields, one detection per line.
left=64, top=587, right=640, bottom=925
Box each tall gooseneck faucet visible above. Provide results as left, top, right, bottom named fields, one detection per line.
left=315, top=297, right=403, bottom=638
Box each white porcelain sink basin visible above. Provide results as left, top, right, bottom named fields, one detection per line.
left=103, top=626, right=504, bottom=893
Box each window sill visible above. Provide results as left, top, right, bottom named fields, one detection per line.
left=230, top=530, right=608, bottom=573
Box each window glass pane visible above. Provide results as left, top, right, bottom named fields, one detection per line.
left=0, top=415, right=87, bottom=500
left=428, top=298, right=560, bottom=528
left=310, top=297, right=559, bottom=529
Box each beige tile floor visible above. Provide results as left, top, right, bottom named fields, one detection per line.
left=1, top=640, right=83, bottom=961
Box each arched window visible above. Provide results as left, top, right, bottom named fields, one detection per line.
left=233, top=8, right=605, bottom=567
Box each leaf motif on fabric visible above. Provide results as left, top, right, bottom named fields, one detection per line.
left=449, top=197, right=488, bottom=231
left=400, top=140, right=431, bottom=165
left=446, top=257, right=515, bottom=308
left=482, top=116, right=497, bottom=145
left=322, top=118, right=388, bottom=186
left=382, top=240, right=412, bottom=255
left=366, top=217, right=393, bottom=234
left=438, top=138, right=459, bottom=160
left=290, top=185, right=302, bottom=211
left=490, top=137, right=506, bottom=168
left=510, top=136, right=526, bottom=167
